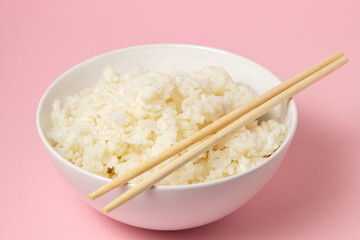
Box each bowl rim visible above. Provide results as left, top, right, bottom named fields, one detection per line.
left=36, top=43, right=298, bottom=190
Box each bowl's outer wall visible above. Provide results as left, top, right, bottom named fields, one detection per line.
left=45, top=144, right=290, bottom=230
left=38, top=44, right=297, bottom=230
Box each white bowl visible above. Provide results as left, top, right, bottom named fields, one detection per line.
left=36, top=44, right=297, bottom=230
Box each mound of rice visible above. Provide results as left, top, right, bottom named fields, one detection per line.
left=48, top=66, right=287, bottom=185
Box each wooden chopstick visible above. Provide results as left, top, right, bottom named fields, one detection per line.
left=89, top=52, right=344, bottom=201
left=101, top=54, right=348, bottom=213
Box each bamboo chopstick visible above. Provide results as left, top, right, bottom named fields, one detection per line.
left=89, top=52, right=344, bottom=201
left=101, top=54, right=348, bottom=214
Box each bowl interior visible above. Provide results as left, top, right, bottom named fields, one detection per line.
left=37, top=44, right=297, bottom=186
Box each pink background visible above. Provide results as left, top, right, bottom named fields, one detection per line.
left=1, top=0, right=359, bottom=239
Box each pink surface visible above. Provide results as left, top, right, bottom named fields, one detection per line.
left=1, top=0, right=359, bottom=239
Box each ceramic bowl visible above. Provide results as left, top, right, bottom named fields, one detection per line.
left=36, top=44, right=297, bottom=230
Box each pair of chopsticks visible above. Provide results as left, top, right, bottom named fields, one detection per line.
left=89, top=52, right=348, bottom=213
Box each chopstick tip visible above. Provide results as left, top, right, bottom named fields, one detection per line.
left=336, top=51, right=344, bottom=57
left=103, top=206, right=111, bottom=214
left=88, top=194, right=95, bottom=201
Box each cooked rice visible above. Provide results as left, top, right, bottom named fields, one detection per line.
left=48, top=66, right=287, bottom=185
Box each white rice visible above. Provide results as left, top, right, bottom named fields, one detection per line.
left=48, top=66, right=287, bottom=185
